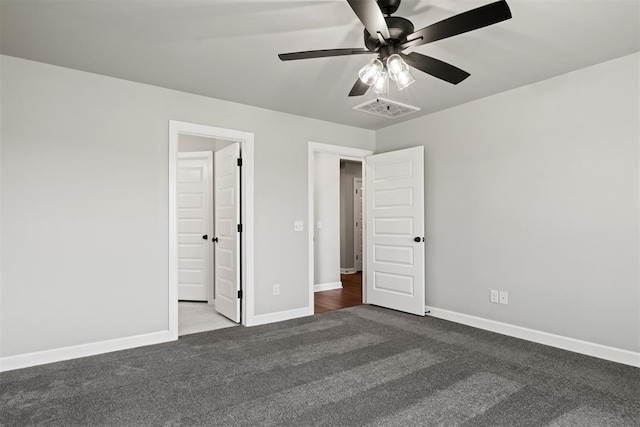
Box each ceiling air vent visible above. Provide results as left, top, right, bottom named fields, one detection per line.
left=353, top=97, right=420, bottom=119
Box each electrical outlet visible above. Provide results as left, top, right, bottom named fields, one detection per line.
left=490, top=290, right=499, bottom=303
left=273, top=284, right=280, bottom=296
left=293, top=221, right=303, bottom=232
left=499, top=291, right=508, bottom=305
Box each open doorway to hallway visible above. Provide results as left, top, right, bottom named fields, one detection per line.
left=312, top=157, right=364, bottom=314
left=314, top=272, right=362, bottom=314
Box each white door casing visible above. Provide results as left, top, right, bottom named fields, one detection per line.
left=214, top=143, right=241, bottom=322
left=177, top=152, right=213, bottom=301
left=354, top=177, right=364, bottom=271
left=365, top=146, right=425, bottom=316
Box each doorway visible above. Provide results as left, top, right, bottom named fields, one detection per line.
left=314, top=160, right=364, bottom=314
left=308, top=142, right=427, bottom=317
left=308, top=142, right=372, bottom=314
left=176, top=135, right=239, bottom=335
left=169, top=121, right=255, bottom=339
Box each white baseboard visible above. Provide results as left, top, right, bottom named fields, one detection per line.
left=0, top=330, right=175, bottom=372
left=340, top=268, right=357, bottom=274
left=425, top=306, right=640, bottom=368
left=246, top=306, right=313, bottom=327
left=314, top=281, right=343, bottom=292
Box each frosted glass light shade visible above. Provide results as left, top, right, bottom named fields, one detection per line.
left=371, top=71, right=388, bottom=94
left=358, top=59, right=383, bottom=86
left=395, top=69, right=415, bottom=90
left=386, top=54, right=405, bottom=80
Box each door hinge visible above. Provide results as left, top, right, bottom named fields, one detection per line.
left=237, top=224, right=243, bottom=233
left=237, top=158, right=243, bottom=167
left=237, top=290, right=243, bottom=299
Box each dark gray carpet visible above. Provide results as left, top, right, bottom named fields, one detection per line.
left=1, top=305, right=639, bottom=426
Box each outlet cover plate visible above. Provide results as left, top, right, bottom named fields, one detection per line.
left=499, top=291, right=508, bottom=305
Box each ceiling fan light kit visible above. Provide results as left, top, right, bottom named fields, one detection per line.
left=386, top=54, right=405, bottom=79
left=358, top=58, right=384, bottom=85
left=278, top=0, right=512, bottom=100
left=371, top=70, right=389, bottom=95
left=386, top=54, right=415, bottom=90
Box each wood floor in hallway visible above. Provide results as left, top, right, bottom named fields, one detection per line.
left=314, top=272, right=362, bottom=314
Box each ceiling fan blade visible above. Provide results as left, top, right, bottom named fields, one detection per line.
left=278, top=48, right=375, bottom=61
left=402, top=0, right=512, bottom=49
left=348, top=78, right=369, bottom=97
left=346, top=0, right=390, bottom=40
left=401, top=52, right=470, bottom=85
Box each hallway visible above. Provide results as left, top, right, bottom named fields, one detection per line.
left=314, top=272, right=362, bottom=314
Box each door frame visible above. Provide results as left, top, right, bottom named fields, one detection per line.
left=307, top=142, right=373, bottom=311
left=176, top=151, right=215, bottom=303
left=169, top=120, right=255, bottom=337
left=353, top=176, right=363, bottom=271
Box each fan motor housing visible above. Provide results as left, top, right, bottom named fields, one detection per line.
left=377, top=0, right=401, bottom=15
left=364, top=16, right=414, bottom=52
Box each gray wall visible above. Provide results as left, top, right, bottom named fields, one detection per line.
left=313, top=153, right=341, bottom=285
left=2, top=51, right=637, bottom=359
left=0, top=55, right=374, bottom=357
left=339, top=160, right=361, bottom=269
left=376, top=53, right=639, bottom=352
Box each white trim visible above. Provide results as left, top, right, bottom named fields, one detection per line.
left=169, top=121, right=255, bottom=329
left=246, top=307, right=313, bottom=327
left=425, top=306, right=640, bottom=368
left=308, top=142, right=372, bottom=314
left=353, top=176, right=363, bottom=271
left=309, top=142, right=373, bottom=158
left=0, top=331, right=173, bottom=372
left=242, top=133, right=255, bottom=327
left=314, top=281, right=343, bottom=292
left=168, top=122, right=179, bottom=340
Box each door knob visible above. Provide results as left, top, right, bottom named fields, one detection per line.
left=414, top=236, right=424, bottom=242
left=202, top=234, right=208, bottom=240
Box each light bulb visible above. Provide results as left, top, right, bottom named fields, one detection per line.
left=395, top=69, right=415, bottom=90
left=386, top=54, right=404, bottom=80
left=358, top=59, right=383, bottom=86
left=371, top=70, right=388, bottom=95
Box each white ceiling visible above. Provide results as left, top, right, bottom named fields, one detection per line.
left=1, top=0, right=638, bottom=130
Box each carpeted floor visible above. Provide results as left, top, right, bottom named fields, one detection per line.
left=1, top=305, right=639, bottom=426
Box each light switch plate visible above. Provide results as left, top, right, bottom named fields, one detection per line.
left=490, top=290, right=499, bottom=303
left=317, top=221, right=323, bottom=229
left=294, top=221, right=303, bottom=232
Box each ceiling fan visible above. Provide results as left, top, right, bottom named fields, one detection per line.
left=278, top=0, right=512, bottom=96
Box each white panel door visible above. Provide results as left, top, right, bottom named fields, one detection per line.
left=354, top=177, right=364, bottom=271
left=177, top=152, right=213, bottom=301
left=214, top=143, right=241, bottom=322
left=365, top=146, right=425, bottom=316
